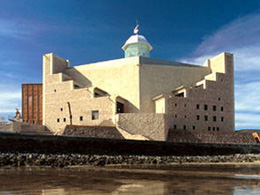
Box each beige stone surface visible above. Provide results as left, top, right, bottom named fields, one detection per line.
left=0, top=123, right=12, bottom=131
left=63, top=57, right=140, bottom=113
left=115, top=113, right=170, bottom=141
left=10, top=121, right=46, bottom=133
left=116, top=125, right=149, bottom=141
left=42, top=51, right=234, bottom=140
left=167, top=53, right=234, bottom=131
left=139, top=63, right=210, bottom=113
left=154, top=96, right=166, bottom=113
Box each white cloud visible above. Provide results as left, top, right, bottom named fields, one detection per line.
left=193, top=13, right=260, bottom=57
left=0, top=71, right=15, bottom=79
left=0, top=19, right=32, bottom=39
left=0, top=84, right=21, bottom=113
left=235, top=82, right=260, bottom=129
left=0, top=18, right=64, bottom=40
left=236, top=113, right=260, bottom=123
left=235, top=113, right=260, bottom=129
left=233, top=47, right=260, bottom=71
left=178, top=13, right=260, bottom=130
left=179, top=55, right=213, bottom=66
left=178, top=13, right=260, bottom=72
left=235, top=82, right=260, bottom=112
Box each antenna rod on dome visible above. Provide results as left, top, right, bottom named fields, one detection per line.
left=134, top=20, right=139, bottom=35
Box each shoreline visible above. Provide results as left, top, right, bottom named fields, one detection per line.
left=1, top=153, right=260, bottom=168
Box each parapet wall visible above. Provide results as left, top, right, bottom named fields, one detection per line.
left=0, top=123, right=11, bottom=131
left=168, top=129, right=259, bottom=144
left=10, top=122, right=47, bottom=133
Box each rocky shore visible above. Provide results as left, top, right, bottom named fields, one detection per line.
left=1, top=153, right=260, bottom=167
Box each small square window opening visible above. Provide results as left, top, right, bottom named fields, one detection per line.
left=92, top=110, right=99, bottom=120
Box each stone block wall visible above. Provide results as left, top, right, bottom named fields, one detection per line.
left=10, top=122, right=48, bottom=133
left=168, top=72, right=234, bottom=132
left=167, top=53, right=234, bottom=132
left=0, top=123, right=11, bottom=131
left=168, top=129, right=259, bottom=144
left=63, top=125, right=124, bottom=139
left=115, top=113, right=170, bottom=141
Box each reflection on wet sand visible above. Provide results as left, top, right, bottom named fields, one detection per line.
left=0, top=166, right=260, bottom=194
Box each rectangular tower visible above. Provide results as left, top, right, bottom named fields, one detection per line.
left=22, top=84, right=43, bottom=125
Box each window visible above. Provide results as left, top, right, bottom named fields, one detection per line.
left=57, top=118, right=60, bottom=123
left=221, top=117, right=224, bottom=122
left=208, top=127, right=211, bottom=131
left=196, top=104, right=200, bottom=109
left=221, top=79, right=224, bottom=82
left=63, top=118, right=66, bottom=122
left=218, top=98, right=221, bottom=101
left=116, top=102, right=124, bottom=113
left=54, top=89, right=57, bottom=92
left=175, top=92, right=184, bottom=97
left=213, top=116, right=217, bottom=122
left=213, top=105, right=217, bottom=111
left=221, top=107, right=224, bottom=111
left=217, top=127, right=220, bottom=131
left=175, top=103, right=177, bottom=107
left=213, top=127, right=215, bottom=131
left=204, top=115, right=208, bottom=121
left=204, top=104, right=208, bottom=110
left=79, top=116, right=83, bottom=121
left=184, top=115, right=187, bottom=118
left=197, top=115, right=200, bottom=120
left=192, top=126, right=195, bottom=130
left=184, top=104, right=187, bottom=107
left=175, top=115, right=177, bottom=118
left=94, top=92, right=101, bottom=97
left=74, top=85, right=80, bottom=89
left=94, top=88, right=108, bottom=98
left=173, top=125, right=177, bottom=129
left=92, top=110, right=99, bottom=120
left=183, top=125, right=186, bottom=130
left=60, top=108, right=63, bottom=111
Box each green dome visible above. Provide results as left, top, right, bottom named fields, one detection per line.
left=122, top=34, right=152, bottom=58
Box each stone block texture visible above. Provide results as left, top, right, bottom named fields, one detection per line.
left=63, top=125, right=124, bottom=139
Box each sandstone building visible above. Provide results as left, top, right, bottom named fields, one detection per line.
left=42, top=27, right=234, bottom=141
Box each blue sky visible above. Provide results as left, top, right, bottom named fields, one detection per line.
left=0, top=0, right=260, bottom=130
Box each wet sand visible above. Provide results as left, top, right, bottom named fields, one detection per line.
left=1, top=165, right=260, bottom=194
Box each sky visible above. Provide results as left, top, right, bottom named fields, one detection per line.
left=0, top=0, right=260, bottom=130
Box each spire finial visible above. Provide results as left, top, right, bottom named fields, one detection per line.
left=134, top=20, right=139, bottom=35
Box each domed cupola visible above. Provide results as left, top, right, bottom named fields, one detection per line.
left=122, top=25, right=152, bottom=58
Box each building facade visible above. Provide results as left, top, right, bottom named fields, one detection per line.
left=42, top=28, right=234, bottom=140
left=22, top=84, right=43, bottom=125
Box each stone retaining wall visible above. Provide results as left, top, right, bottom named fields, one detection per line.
left=0, top=123, right=11, bottom=131
left=62, top=125, right=124, bottom=139
left=115, top=113, right=170, bottom=141
left=168, top=129, right=259, bottom=144
left=0, top=132, right=260, bottom=156
left=10, top=121, right=47, bottom=133
left=1, top=153, right=260, bottom=167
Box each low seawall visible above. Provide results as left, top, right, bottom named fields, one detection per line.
left=168, top=129, right=259, bottom=144
left=0, top=132, right=260, bottom=156
left=1, top=153, right=260, bottom=167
